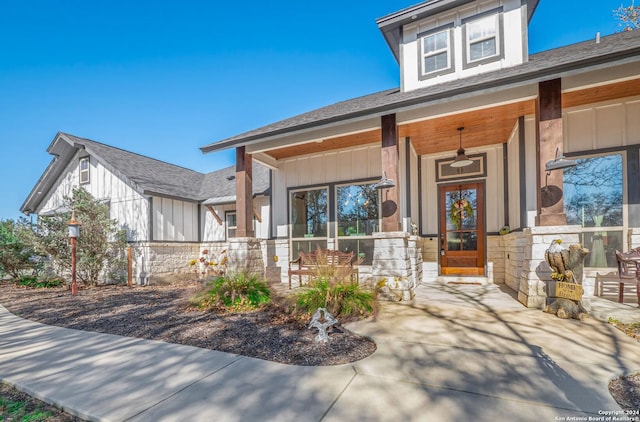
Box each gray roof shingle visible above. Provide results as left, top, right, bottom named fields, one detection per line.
left=200, top=29, right=640, bottom=153
left=22, top=133, right=269, bottom=214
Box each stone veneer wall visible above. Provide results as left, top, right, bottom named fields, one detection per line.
left=502, top=231, right=526, bottom=293
left=515, top=226, right=581, bottom=308
left=130, top=242, right=203, bottom=285
left=487, top=235, right=505, bottom=284
left=371, top=232, right=423, bottom=301
left=227, top=238, right=265, bottom=277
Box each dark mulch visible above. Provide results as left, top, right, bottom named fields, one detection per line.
left=0, top=282, right=376, bottom=366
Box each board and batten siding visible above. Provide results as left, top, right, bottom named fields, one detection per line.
left=152, top=197, right=198, bottom=242
left=564, top=96, right=640, bottom=152
left=421, top=143, right=505, bottom=235
left=273, top=144, right=382, bottom=237
left=400, top=0, right=526, bottom=92
left=200, top=196, right=270, bottom=242
left=39, top=151, right=149, bottom=241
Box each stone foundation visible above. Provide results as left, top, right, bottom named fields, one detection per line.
left=516, top=225, right=581, bottom=308
left=227, top=238, right=265, bottom=277
left=130, top=242, right=204, bottom=285
left=371, top=232, right=423, bottom=301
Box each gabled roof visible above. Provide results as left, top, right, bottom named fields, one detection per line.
left=22, top=132, right=269, bottom=215
left=376, top=0, right=540, bottom=62
left=200, top=29, right=640, bottom=154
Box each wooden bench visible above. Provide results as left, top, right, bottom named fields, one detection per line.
left=615, top=248, right=640, bottom=303
left=287, top=249, right=355, bottom=289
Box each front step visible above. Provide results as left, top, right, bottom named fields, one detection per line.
left=438, top=275, right=490, bottom=285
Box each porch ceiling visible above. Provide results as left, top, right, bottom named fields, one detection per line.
left=258, top=78, right=640, bottom=161
left=400, top=100, right=535, bottom=155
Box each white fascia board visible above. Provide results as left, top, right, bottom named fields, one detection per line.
left=244, top=117, right=381, bottom=155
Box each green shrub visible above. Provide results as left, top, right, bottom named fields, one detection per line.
left=295, top=278, right=376, bottom=321
left=294, top=250, right=377, bottom=321
left=190, top=272, right=270, bottom=312
left=17, top=276, right=64, bottom=289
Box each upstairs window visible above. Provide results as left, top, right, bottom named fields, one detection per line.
left=463, top=11, right=503, bottom=67
left=79, top=157, right=90, bottom=184
left=418, top=26, right=454, bottom=79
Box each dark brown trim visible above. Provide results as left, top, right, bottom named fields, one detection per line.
left=418, top=154, right=424, bottom=236
left=503, top=142, right=509, bottom=227
left=405, top=138, right=412, bottom=220
left=381, top=114, right=401, bottom=232
left=628, top=148, right=640, bottom=227
left=148, top=197, right=154, bottom=241
left=518, top=116, right=527, bottom=230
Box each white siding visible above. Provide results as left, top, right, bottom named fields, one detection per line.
left=200, top=197, right=270, bottom=242
left=506, top=122, right=521, bottom=230
left=152, top=197, right=199, bottom=242
left=401, top=0, right=526, bottom=92
left=565, top=97, right=640, bottom=152
left=39, top=151, right=149, bottom=241
left=273, top=144, right=382, bottom=237
left=421, top=143, right=505, bottom=235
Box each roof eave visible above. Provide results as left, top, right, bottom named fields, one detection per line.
left=201, top=44, right=640, bottom=155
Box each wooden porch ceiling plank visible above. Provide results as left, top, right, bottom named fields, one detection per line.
left=562, top=78, right=640, bottom=109
left=258, top=79, right=639, bottom=160
left=266, top=129, right=380, bottom=160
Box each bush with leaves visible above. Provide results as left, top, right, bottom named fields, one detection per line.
left=35, top=188, right=128, bottom=286
left=190, top=271, right=270, bottom=312
left=0, top=217, right=41, bottom=280
left=294, top=251, right=377, bottom=321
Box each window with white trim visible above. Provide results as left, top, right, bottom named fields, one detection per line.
left=563, top=153, right=625, bottom=268
left=79, top=157, right=90, bottom=184
left=465, top=13, right=500, bottom=64
left=419, top=27, right=453, bottom=78
left=225, top=211, right=256, bottom=240
left=226, top=212, right=237, bottom=239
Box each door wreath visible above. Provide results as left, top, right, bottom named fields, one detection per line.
left=449, top=198, right=473, bottom=229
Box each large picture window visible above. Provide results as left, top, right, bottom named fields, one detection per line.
left=336, top=183, right=379, bottom=265
left=564, top=153, right=625, bottom=268
left=290, top=188, right=328, bottom=258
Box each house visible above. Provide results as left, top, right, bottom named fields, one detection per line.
left=21, top=132, right=271, bottom=284
left=200, top=0, right=640, bottom=306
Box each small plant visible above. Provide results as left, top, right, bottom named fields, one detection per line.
left=294, top=250, right=377, bottom=321
left=0, top=395, right=53, bottom=421
left=16, top=276, right=64, bottom=289
left=190, top=271, right=270, bottom=312
left=189, top=249, right=227, bottom=278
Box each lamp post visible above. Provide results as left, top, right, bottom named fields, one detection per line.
left=67, top=211, right=81, bottom=295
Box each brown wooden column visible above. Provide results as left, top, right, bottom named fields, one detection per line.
left=536, top=79, right=567, bottom=226
left=381, top=114, right=401, bottom=232
left=235, top=146, right=254, bottom=237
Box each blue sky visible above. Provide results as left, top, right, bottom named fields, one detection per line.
left=0, top=0, right=627, bottom=220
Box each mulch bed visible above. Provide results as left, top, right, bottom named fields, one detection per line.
left=0, top=281, right=376, bottom=366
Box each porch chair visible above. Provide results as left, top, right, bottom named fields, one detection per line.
left=615, top=248, right=640, bottom=303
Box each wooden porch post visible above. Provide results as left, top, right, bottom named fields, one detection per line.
left=381, top=114, right=401, bottom=232
left=235, top=146, right=254, bottom=237
left=536, top=79, right=567, bottom=226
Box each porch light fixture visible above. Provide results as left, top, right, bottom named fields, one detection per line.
left=450, top=127, right=473, bottom=168
left=545, top=147, right=577, bottom=172
left=374, top=171, right=395, bottom=190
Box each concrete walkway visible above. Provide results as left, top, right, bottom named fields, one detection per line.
left=1, top=283, right=640, bottom=421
